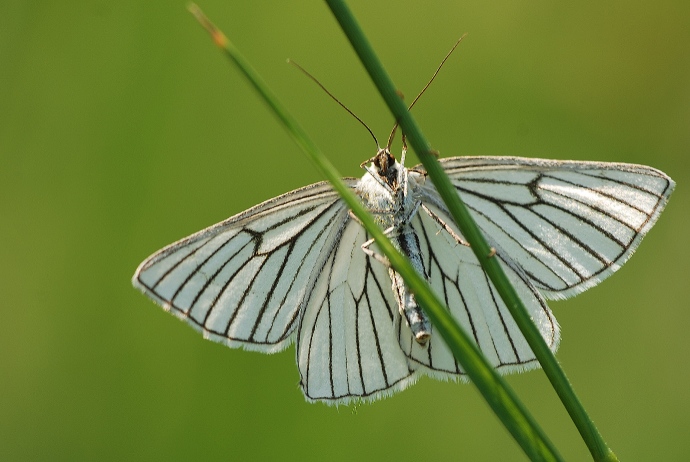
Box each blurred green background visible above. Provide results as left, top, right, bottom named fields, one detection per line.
left=2, top=1, right=688, bottom=460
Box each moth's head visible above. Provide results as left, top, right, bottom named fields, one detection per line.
left=371, top=148, right=401, bottom=188
left=373, top=148, right=396, bottom=173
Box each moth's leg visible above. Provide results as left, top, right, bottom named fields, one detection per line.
left=420, top=204, right=470, bottom=247
left=352, top=220, right=406, bottom=272
left=360, top=226, right=399, bottom=267
left=359, top=236, right=391, bottom=267
left=347, top=210, right=399, bottom=267
left=401, top=146, right=409, bottom=197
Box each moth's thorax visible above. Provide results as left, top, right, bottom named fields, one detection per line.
left=355, top=159, right=425, bottom=227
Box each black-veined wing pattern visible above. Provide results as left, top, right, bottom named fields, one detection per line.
left=133, top=155, right=673, bottom=404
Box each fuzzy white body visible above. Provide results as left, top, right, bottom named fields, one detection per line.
left=355, top=153, right=432, bottom=344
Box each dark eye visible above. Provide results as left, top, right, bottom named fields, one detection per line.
left=386, top=152, right=395, bottom=169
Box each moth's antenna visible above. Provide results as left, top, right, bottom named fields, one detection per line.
left=288, top=59, right=380, bottom=149
left=409, top=34, right=466, bottom=112
left=386, top=34, right=467, bottom=149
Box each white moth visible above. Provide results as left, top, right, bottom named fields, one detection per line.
left=133, top=144, right=673, bottom=404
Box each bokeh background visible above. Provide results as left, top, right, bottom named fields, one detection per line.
left=2, top=1, right=688, bottom=460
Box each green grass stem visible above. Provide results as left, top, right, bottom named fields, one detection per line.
left=324, top=1, right=618, bottom=461
left=189, top=4, right=566, bottom=460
